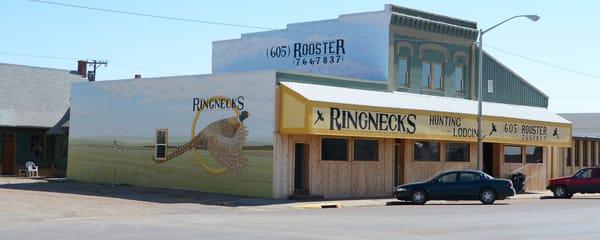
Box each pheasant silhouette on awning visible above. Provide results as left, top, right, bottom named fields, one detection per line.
left=154, top=111, right=250, bottom=173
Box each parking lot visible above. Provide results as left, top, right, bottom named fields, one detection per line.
left=1, top=178, right=600, bottom=240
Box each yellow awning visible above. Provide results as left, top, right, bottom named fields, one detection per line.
left=279, top=82, right=572, bottom=147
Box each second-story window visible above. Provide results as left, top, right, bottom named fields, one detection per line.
left=455, top=66, right=465, bottom=94
left=422, top=61, right=443, bottom=90
left=396, top=57, right=409, bottom=88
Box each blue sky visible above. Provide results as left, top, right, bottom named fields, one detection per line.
left=1, top=0, right=599, bottom=113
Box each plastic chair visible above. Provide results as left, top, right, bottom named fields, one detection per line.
left=25, top=161, right=39, bottom=177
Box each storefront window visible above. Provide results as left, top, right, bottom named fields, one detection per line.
left=414, top=141, right=440, bottom=161
left=566, top=148, right=572, bottom=167
left=322, top=138, right=348, bottom=161
left=583, top=141, right=589, bottom=167
left=30, top=135, right=45, bottom=160
left=455, top=66, right=464, bottom=94
left=593, top=142, right=598, bottom=166
left=504, top=145, right=522, bottom=163
left=574, top=141, right=580, bottom=166
left=354, top=139, right=378, bottom=161
left=396, top=57, right=409, bottom=88
left=155, top=129, right=167, bottom=160
left=446, top=143, right=469, bottom=162
left=525, top=146, right=543, bottom=164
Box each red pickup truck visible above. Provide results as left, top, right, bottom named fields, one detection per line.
left=547, top=167, right=600, bottom=198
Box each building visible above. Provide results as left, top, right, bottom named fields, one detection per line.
left=0, top=63, right=85, bottom=176
left=67, top=5, right=571, bottom=199
left=550, top=113, right=600, bottom=178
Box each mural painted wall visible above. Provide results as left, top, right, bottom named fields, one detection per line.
left=212, top=9, right=391, bottom=82
left=67, top=72, right=276, bottom=198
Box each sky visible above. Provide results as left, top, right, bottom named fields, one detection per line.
left=1, top=0, right=599, bottom=113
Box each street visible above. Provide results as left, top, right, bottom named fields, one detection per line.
left=1, top=179, right=600, bottom=240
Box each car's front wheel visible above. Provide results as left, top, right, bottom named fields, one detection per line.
left=480, top=189, right=496, bottom=204
left=552, top=185, right=569, bottom=198
left=411, top=190, right=428, bottom=205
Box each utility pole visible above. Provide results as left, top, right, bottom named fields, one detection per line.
left=86, top=60, right=108, bottom=81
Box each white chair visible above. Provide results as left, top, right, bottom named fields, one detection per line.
left=25, top=161, right=39, bottom=177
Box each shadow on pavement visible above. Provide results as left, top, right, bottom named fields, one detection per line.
left=540, top=195, right=600, bottom=200
left=0, top=179, right=292, bottom=207
left=385, top=201, right=510, bottom=206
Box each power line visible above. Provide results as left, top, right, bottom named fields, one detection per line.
left=486, top=45, right=600, bottom=79
left=27, top=0, right=276, bottom=31
left=25, top=0, right=473, bottom=45
left=16, top=0, right=600, bottom=80
left=0, top=51, right=77, bottom=60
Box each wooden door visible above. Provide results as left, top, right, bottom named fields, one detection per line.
left=294, top=143, right=310, bottom=194
left=2, top=134, right=16, bottom=175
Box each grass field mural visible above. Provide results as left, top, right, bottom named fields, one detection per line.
left=67, top=72, right=276, bottom=198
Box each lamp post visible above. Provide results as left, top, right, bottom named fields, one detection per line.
left=476, top=15, right=540, bottom=171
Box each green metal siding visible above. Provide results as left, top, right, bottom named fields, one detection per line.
left=477, top=52, right=549, bottom=108
left=393, top=34, right=472, bottom=99
left=276, top=72, right=388, bottom=92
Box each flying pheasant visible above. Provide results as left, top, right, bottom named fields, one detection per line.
left=155, top=111, right=250, bottom=173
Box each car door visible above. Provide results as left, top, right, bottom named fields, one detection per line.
left=428, top=172, right=461, bottom=200
left=571, top=168, right=593, bottom=193
left=457, top=172, right=483, bottom=200
left=592, top=169, right=600, bottom=193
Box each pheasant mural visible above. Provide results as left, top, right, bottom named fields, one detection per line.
left=154, top=111, right=250, bottom=173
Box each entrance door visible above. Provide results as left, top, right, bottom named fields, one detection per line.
left=2, top=134, right=16, bottom=175
left=394, top=140, right=404, bottom=186
left=294, top=143, right=309, bottom=194
left=483, top=143, right=494, bottom=176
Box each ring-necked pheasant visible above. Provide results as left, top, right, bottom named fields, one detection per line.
left=155, top=111, right=250, bottom=172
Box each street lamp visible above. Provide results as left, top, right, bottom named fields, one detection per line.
left=476, top=15, right=540, bottom=171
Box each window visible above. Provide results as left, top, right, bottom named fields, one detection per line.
left=422, top=62, right=430, bottom=88
left=504, top=145, right=522, bottom=163
left=575, top=141, right=580, bottom=166
left=155, top=129, right=168, bottom=160
left=592, top=142, right=598, bottom=166
left=583, top=141, right=589, bottom=167
left=566, top=148, right=572, bottom=167
left=421, top=62, right=443, bottom=90
left=396, top=57, right=409, bottom=87
left=414, top=141, right=440, bottom=161
left=30, top=135, right=45, bottom=160
left=354, top=139, right=378, bottom=161
left=459, top=172, right=482, bottom=182
left=446, top=143, right=469, bottom=162
left=525, top=146, right=543, bottom=164
left=433, top=63, right=443, bottom=90
left=455, top=66, right=465, bottom=93
left=575, top=168, right=592, bottom=179
left=438, top=173, right=458, bottom=183
left=321, top=138, right=348, bottom=161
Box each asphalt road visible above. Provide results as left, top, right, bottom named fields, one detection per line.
left=1, top=180, right=600, bottom=240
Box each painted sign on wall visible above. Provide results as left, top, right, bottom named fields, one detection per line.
left=279, top=85, right=571, bottom=147
left=308, top=106, right=571, bottom=146
left=68, top=72, right=276, bottom=198
left=212, top=10, right=391, bottom=82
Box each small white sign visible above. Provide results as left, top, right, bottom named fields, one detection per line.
left=487, top=79, right=494, bottom=93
